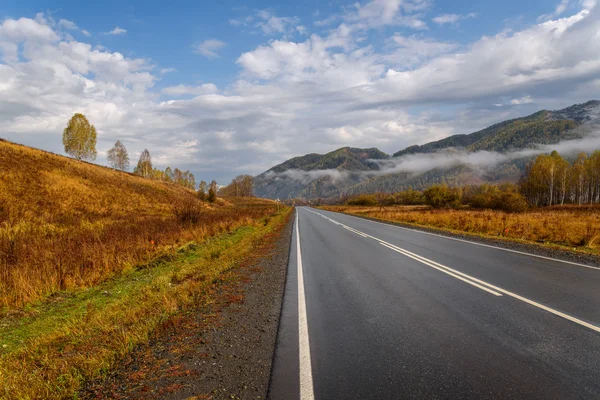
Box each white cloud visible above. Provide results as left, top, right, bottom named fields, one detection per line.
left=230, top=9, right=303, bottom=37
left=106, top=26, right=127, bottom=35
left=386, top=35, right=457, bottom=67
left=2, top=4, right=600, bottom=184
left=161, top=83, right=219, bottom=96
left=432, top=12, right=477, bottom=25
left=538, top=0, right=571, bottom=21
left=345, top=0, right=430, bottom=29
left=193, top=39, right=226, bottom=58
left=510, top=96, right=534, bottom=105
left=58, top=19, right=78, bottom=30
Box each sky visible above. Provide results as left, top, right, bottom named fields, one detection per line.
left=1, top=0, right=599, bottom=184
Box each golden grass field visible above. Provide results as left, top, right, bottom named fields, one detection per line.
left=0, top=139, right=278, bottom=309
left=0, top=138, right=292, bottom=399
left=319, top=204, right=600, bottom=253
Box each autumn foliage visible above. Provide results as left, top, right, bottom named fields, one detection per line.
left=0, top=139, right=276, bottom=309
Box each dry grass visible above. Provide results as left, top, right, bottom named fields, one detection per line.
left=0, top=139, right=278, bottom=309
left=320, top=204, right=600, bottom=253
left=0, top=138, right=291, bottom=399
left=0, top=208, right=292, bottom=400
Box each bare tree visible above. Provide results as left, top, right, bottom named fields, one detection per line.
left=107, top=140, right=129, bottom=171
left=133, top=149, right=152, bottom=178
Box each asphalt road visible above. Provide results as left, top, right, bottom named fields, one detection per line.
left=268, top=207, right=600, bottom=400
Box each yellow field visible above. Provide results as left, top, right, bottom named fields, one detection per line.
left=319, top=205, right=600, bottom=253
left=0, top=139, right=277, bottom=309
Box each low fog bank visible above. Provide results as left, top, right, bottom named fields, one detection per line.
left=262, top=123, right=600, bottom=185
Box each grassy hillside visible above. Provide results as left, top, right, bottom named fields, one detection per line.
left=0, top=139, right=274, bottom=309
left=0, top=138, right=290, bottom=399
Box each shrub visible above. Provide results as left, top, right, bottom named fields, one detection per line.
left=423, top=185, right=461, bottom=208
left=347, top=194, right=378, bottom=206
left=496, top=191, right=528, bottom=213
left=173, top=198, right=203, bottom=224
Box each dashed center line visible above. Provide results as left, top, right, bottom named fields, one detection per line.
left=303, top=208, right=600, bottom=334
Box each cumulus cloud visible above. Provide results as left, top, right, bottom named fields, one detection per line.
left=432, top=12, right=477, bottom=25
left=230, top=9, right=304, bottom=37
left=193, top=39, right=226, bottom=58
left=58, top=19, right=78, bottom=30
left=2, top=2, right=600, bottom=185
left=106, top=26, right=127, bottom=35
left=386, top=35, right=457, bottom=67
left=161, top=83, right=219, bottom=96
left=510, top=96, right=534, bottom=105
left=345, top=0, right=430, bottom=29
left=538, top=0, right=571, bottom=22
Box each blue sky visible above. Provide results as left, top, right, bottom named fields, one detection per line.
left=0, top=0, right=599, bottom=183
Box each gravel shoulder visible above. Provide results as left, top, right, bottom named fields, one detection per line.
left=325, top=210, right=600, bottom=268
left=82, top=212, right=293, bottom=400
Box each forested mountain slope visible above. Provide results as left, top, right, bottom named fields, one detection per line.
left=255, top=101, right=600, bottom=199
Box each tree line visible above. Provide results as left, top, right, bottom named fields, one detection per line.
left=61, top=113, right=220, bottom=198
left=520, top=150, right=600, bottom=206
left=218, top=175, right=254, bottom=197
left=342, top=149, right=600, bottom=212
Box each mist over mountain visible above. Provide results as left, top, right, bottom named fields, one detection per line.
left=254, top=101, right=600, bottom=199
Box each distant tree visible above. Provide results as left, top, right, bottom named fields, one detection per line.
left=173, top=168, right=183, bottom=185
left=221, top=174, right=254, bottom=197
left=208, top=180, right=218, bottom=203
left=164, top=166, right=174, bottom=182
left=62, top=113, right=97, bottom=161
left=198, top=180, right=207, bottom=200
left=186, top=171, right=196, bottom=190
left=107, top=140, right=129, bottom=171
left=133, top=149, right=152, bottom=178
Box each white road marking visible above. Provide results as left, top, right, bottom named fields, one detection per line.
left=303, top=208, right=600, bottom=334
left=312, top=208, right=600, bottom=271
left=343, top=225, right=368, bottom=237
left=380, top=242, right=503, bottom=296
left=296, top=210, right=315, bottom=400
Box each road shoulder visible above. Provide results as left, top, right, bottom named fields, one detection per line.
left=82, top=212, right=294, bottom=400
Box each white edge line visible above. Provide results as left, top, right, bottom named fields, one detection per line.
left=309, top=208, right=600, bottom=272
left=296, top=210, right=315, bottom=400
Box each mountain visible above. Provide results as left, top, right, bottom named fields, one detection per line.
left=254, top=147, right=388, bottom=199
left=254, top=101, right=600, bottom=199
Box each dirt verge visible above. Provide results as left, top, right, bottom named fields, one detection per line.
left=82, top=212, right=293, bottom=400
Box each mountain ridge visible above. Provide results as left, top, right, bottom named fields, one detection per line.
left=254, top=100, right=600, bottom=199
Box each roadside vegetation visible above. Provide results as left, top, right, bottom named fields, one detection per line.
left=0, top=139, right=268, bottom=309
left=0, top=206, right=291, bottom=399
left=320, top=204, right=600, bottom=253
left=0, top=137, right=290, bottom=399
left=320, top=150, right=600, bottom=254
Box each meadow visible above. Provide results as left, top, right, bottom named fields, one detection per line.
left=0, top=139, right=277, bottom=309
left=319, top=204, right=600, bottom=254
left=0, top=139, right=291, bottom=399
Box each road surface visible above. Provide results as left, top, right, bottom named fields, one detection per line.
left=268, top=207, right=600, bottom=400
